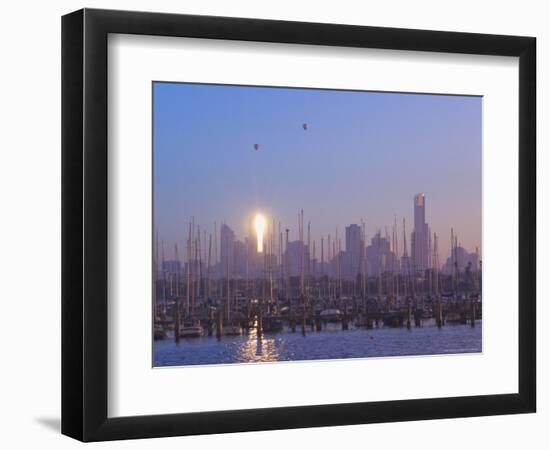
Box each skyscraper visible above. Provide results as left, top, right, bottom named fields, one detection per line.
left=285, top=240, right=310, bottom=277
left=412, top=193, right=430, bottom=274
left=345, top=224, right=364, bottom=279
left=366, top=232, right=397, bottom=277
left=232, top=240, right=247, bottom=278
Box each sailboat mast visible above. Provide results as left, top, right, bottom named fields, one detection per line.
left=327, top=233, right=331, bottom=301
left=428, top=230, right=432, bottom=296
left=377, top=230, right=382, bottom=300
left=197, top=225, right=202, bottom=301
left=361, top=220, right=366, bottom=301
left=321, top=236, right=324, bottom=298
left=307, top=220, right=311, bottom=297
left=403, top=218, right=409, bottom=298
left=155, top=228, right=159, bottom=283
left=226, top=225, right=230, bottom=322
left=451, top=227, right=455, bottom=296
left=302, top=212, right=305, bottom=298
left=285, top=228, right=290, bottom=303
left=214, top=221, right=218, bottom=297
left=279, top=222, right=283, bottom=301
left=336, top=227, right=342, bottom=299
left=162, top=239, right=166, bottom=310
left=207, top=233, right=212, bottom=300
left=270, top=218, right=274, bottom=302
left=434, top=232, right=439, bottom=296
left=174, top=243, right=180, bottom=300
left=186, top=223, right=191, bottom=316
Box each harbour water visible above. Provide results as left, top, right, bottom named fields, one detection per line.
left=154, top=319, right=482, bottom=367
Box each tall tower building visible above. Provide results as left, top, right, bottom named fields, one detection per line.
left=412, top=193, right=430, bottom=274
left=345, top=224, right=364, bottom=278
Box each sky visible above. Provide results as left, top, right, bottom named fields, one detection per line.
left=153, top=82, right=481, bottom=262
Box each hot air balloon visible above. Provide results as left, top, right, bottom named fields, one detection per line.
left=253, top=144, right=260, bottom=151
left=302, top=123, right=308, bottom=131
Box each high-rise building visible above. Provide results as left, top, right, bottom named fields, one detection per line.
left=220, top=223, right=235, bottom=277
left=232, top=240, right=247, bottom=278
left=345, top=224, right=364, bottom=279
left=411, top=193, right=430, bottom=274
left=365, top=232, right=397, bottom=276
left=443, top=246, right=479, bottom=275
left=285, top=240, right=310, bottom=277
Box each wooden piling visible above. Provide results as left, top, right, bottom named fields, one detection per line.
left=315, top=316, right=322, bottom=331
left=342, top=304, right=349, bottom=330
left=301, top=300, right=307, bottom=336
left=207, top=319, right=213, bottom=336
left=342, top=317, right=349, bottom=330
left=216, top=310, right=223, bottom=340
left=174, top=307, right=181, bottom=343
left=414, top=308, right=422, bottom=327
left=258, top=310, right=263, bottom=337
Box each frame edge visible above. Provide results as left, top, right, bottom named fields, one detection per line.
left=61, top=8, right=85, bottom=442
left=518, top=36, right=536, bottom=413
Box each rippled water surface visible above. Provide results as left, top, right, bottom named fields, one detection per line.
left=154, top=320, right=482, bottom=367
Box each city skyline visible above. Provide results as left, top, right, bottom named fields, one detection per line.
left=157, top=192, right=479, bottom=278
left=154, top=82, right=481, bottom=264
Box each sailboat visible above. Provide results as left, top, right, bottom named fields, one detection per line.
left=179, top=319, right=203, bottom=338
left=223, top=323, right=243, bottom=336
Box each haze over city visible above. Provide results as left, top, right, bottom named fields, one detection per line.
left=153, top=82, right=481, bottom=264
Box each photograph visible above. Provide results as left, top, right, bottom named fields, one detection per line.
left=0, top=1, right=541, bottom=446
left=152, top=82, right=482, bottom=367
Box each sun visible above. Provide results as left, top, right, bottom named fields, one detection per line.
left=254, top=213, right=266, bottom=252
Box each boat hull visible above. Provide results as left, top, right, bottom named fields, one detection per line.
left=180, top=326, right=203, bottom=338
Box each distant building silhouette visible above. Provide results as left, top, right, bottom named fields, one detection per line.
left=344, top=224, right=364, bottom=279
left=412, top=193, right=430, bottom=274
left=400, top=255, right=412, bottom=276
left=443, top=246, right=479, bottom=274
left=220, top=223, right=235, bottom=277
left=232, top=240, right=247, bottom=278
left=366, top=232, right=397, bottom=276
left=285, top=240, right=310, bottom=277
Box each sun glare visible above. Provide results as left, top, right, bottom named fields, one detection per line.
left=254, top=213, right=266, bottom=252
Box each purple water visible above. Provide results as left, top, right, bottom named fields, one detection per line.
left=154, top=319, right=482, bottom=367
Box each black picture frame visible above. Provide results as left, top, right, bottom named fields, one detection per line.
left=62, top=8, right=536, bottom=442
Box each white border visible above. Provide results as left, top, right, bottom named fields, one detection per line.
left=107, top=34, right=518, bottom=418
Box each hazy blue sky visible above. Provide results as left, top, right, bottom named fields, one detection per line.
left=153, top=82, right=481, bottom=261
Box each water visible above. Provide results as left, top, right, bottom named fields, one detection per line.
left=154, top=320, right=482, bottom=367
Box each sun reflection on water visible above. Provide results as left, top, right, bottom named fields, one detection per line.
left=236, top=323, right=280, bottom=363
